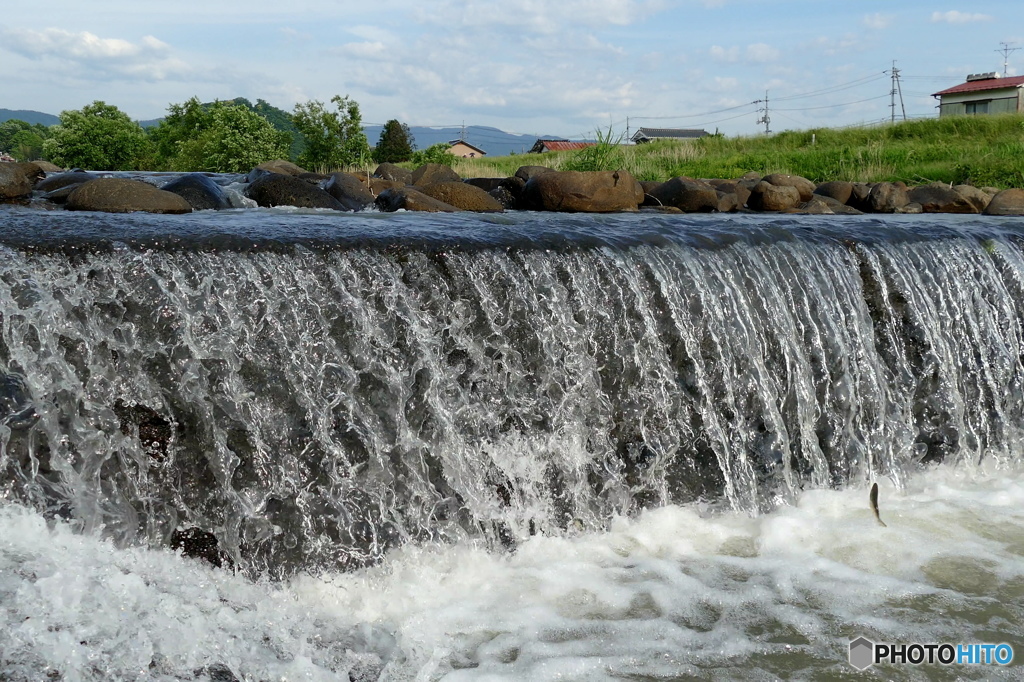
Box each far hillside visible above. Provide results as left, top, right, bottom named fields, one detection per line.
left=455, top=114, right=1024, bottom=188
left=0, top=109, right=60, bottom=127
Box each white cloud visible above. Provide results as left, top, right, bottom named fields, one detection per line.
left=746, top=43, right=779, bottom=63
left=931, top=11, right=992, bottom=24
left=863, top=13, right=894, bottom=30
left=710, top=45, right=740, bottom=63
left=427, top=0, right=663, bottom=32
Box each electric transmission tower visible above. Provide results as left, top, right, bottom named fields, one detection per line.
left=888, top=61, right=906, bottom=123
left=755, top=91, right=771, bottom=134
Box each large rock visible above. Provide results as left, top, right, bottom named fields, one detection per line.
left=35, top=171, right=97, bottom=193
left=369, top=178, right=407, bottom=196
left=907, top=183, right=978, bottom=214
left=0, top=163, right=34, bottom=201
left=763, top=173, right=816, bottom=202
left=161, top=173, right=230, bottom=211
left=646, top=176, right=719, bottom=212
left=814, top=181, right=855, bottom=205
left=256, top=159, right=307, bottom=176
left=411, top=163, right=461, bottom=187
left=848, top=183, right=873, bottom=212
left=463, top=177, right=505, bottom=192
left=373, top=163, right=412, bottom=185
left=867, top=182, right=910, bottom=213
left=953, top=184, right=991, bottom=213
left=375, top=187, right=461, bottom=212
left=245, top=173, right=347, bottom=210
left=984, top=189, right=1024, bottom=216
left=514, top=166, right=556, bottom=182
left=66, top=178, right=192, bottom=214
left=417, top=181, right=504, bottom=212
left=521, top=170, right=643, bottom=212
left=322, top=172, right=375, bottom=211
left=747, top=181, right=800, bottom=211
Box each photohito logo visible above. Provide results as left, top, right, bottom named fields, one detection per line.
left=849, top=636, right=1014, bottom=670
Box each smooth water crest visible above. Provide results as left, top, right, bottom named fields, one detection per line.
left=1, top=205, right=1023, bottom=680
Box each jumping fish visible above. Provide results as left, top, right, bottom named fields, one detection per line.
left=870, top=482, right=887, bottom=527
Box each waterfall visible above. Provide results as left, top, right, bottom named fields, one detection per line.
left=2, top=219, right=1023, bottom=575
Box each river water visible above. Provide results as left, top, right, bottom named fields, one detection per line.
left=0, top=205, right=1022, bottom=680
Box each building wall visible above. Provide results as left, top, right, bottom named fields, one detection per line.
left=938, top=87, right=1022, bottom=117
left=448, top=142, right=485, bottom=158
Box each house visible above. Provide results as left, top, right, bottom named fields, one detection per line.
left=529, top=139, right=596, bottom=154
left=630, top=127, right=709, bottom=144
left=447, top=140, right=487, bottom=158
left=932, top=73, right=1024, bottom=116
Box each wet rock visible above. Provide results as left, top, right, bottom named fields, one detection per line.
left=245, top=173, right=348, bottom=210
left=0, top=162, right=34, bottom=201
left=35, top=171, right=97, bottom=193
left=373, top=163, right=412, bottom=184
left=716, top=191, right=741, bottom=212
left=983, top=188, right=1024, bottom=215
left=66, top=178, right=192, bottom=214
left=907, top=182, right=978, bottom=214
left=411, top=163, right=461, bottom=187
left=193, top=664, right=240, bottom=682
left=709, top=180, right=751, bottom=208
left=323, top=172, right=376, bottom=211
left=255, top=159, right=307, bottom=176
left=0, top=373, right=37, bottom=430
left=763, top=173, right=816, bottom=202
left=114, top=399, right=173, bottom=461
left=463, top=177, right=505, bottom=192
left=488, top=185, right=517, bottom=209
left=375, top=186, right=461, bottom=212
left=814, top=180, right=855, bottom=205
left=798, top=196, right=836, bottom=214
left=848, top=182, right=873, bottom=212
left=867, top=182, right=910, bottom=213
left=161, top=173, right=230, bottom=211
left=41, top=184, right=88, bottom=204
left=748, top=180, right=800, bottom=211
left=369, top=178, right=406, bottom=196
left=646, top=176, right=719, bottom=212
left=171, top=527, right=233, bottom=569
left=417, top=181, right=504, bottom=211
left=521, top=169, right=643, bottom=212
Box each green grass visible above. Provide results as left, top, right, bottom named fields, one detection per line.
left=452, top=114, right=1024, bottom=188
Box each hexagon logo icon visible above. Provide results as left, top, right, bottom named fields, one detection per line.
left=849, top=636, right=875, bottom=670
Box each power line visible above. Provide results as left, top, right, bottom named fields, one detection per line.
left=773, top=94, right=890, bottom=112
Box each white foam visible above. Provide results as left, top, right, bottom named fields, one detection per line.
left=3, top=462, right=1024, bottom=680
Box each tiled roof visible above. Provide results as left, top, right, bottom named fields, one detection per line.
left=932, top=75, right=1024, bottom=97
left=448, top=140, right=487, bottom=155
left=632, top=128, right=709, bottom=140
left=534, top=140, right=596, bottom=152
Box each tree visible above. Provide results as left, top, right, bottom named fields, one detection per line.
left=42, top=101, right=150, bottom=170
left=373, top=119, right=414, bottom=163
left=148, top=97, right=291, bottom=172
left=292, top=95, right=370, bottom=171
left=0, top=120, right=50, bottom=161
left=410, top=143, right=457, bottom=167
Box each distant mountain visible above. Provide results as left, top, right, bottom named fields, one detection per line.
left=0, top=109, right=60, bottom=126
left=364, top=124, right=561, bottom=157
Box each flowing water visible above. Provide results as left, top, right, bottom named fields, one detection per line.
left=1, top=204, right=1023, bottom=680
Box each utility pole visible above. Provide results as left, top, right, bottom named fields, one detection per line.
left=756, top=90, right=771, bottom=134
left=889, top=60, right=906, bottom=123
left=996, top=42, right=1020, bottom=76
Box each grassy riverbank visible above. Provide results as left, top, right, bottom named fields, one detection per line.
left=453, top=114, right=1024, bottom=188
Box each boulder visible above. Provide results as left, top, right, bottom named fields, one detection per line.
left=35, top=171, right=97, bottom=193
left=29, top=160, right=63, bottom=174
left=514, top=165, right=556, bottom=182
left=488, top=186, right=517, bottom=210
left=747, top=180, right=801, bottom=211
left=297, top=172, right=330, bottom=185
left=848, top=183, right=873, bottom=212
left=245, top=173, right=347, bottom=210
left=712, top=181, right=751, bottom=208
left=984, top=189, right=1024, bottom=216
left=799, top=196, right=835, bottom=214
left=411, top=163, right=461, bottom=187
left=0, top=163, right=33, bottom=201
left=463, top=177, right=505, bottom=192
left=373, top=163, right=412, bottom=185
left=867, top=182, right=910, bottom=213
left=369, top=178, right=406, bottom=196
left=907, top=183, right=978, bottom=214
left=521, top=170, right=643, bottom=212
left=255, top=159, right=307, bottom=176
left=763, top=173, right=816, bottom=202
left=716, top=191, right=741, bottom=213
left=322, top=172, right=375, bottom=211
left=953, top=184, right=991, bottom=213
left=42, top=184, right=87, bottom=204
left=646, top=176, right=719, bottom=212
left=814, top=181, right=855, bottom=205
left=417, top=181, right=504, bottom=212
left=161, top=173, right=230, bottom=211
left=375, top=187, right=461, bottom=212
left=66, top=178, right=192, bottom=214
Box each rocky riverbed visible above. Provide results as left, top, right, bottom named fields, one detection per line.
left=3, top=157, right=1024, bottom=216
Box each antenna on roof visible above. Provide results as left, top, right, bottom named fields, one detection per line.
left=996, top=42, right=1020, bottom=77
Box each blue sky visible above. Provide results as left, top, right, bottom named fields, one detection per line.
left=2, top=1, right=1022, bottom=140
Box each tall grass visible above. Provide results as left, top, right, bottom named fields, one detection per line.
left=453, top=114, right=1024, bottom=188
